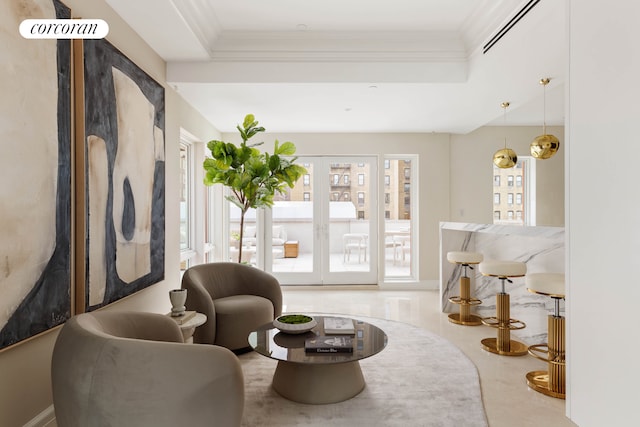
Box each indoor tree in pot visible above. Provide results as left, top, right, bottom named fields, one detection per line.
left=203, top=114, right=306, bottom=263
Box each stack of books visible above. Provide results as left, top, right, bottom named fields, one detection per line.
left=304, top=336, right=354, bottom=353
left=323, top=317, right=355, bottom=335
left=304, top=317, right=357, bottom=353
left=167, top=310, right=196, bottom=325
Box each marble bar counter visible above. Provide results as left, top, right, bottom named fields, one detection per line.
left=440, top=222, right=564, bottom=345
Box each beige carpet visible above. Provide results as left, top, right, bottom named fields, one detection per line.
left=238, top=315, right=488, bottom=427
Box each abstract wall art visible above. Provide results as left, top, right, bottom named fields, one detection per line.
left=77, top=38, right=165, bottom=311
left=0, top=0, right=72, bottom=350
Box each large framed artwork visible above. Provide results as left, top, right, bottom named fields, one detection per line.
left=75, top=38, right=165, bottom=312
left=0, top=0, right=72, bottom=350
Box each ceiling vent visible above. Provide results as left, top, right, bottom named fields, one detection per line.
left=483, top=0, right=540, bottom=54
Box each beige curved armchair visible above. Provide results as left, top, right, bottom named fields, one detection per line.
left=51, top=311, right=244, bottom=427
left=182, top=262, right=282, bottom=351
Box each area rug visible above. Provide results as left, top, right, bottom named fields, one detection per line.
left=238, top=315, right=488, bottom=427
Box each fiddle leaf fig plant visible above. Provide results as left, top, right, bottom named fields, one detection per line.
left=203, top=114, right=306, bottom=263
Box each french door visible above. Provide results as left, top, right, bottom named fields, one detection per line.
left=267, top=156, right=378, bottom=285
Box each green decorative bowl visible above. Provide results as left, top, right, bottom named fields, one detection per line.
left=273, top=314, right=317, bottom=334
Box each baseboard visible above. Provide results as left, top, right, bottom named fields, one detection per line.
left=282, top=280, right=438, bottom=291
left=282, top=284, right=379, bottom=291
left=379, top=279, right=438, bottom=290
left=25, top=405, right=55, bottom=427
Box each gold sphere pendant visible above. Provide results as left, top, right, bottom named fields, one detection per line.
left=493, top=148, right=518, bottom=168
left=530, top=134, right=560, bottom=159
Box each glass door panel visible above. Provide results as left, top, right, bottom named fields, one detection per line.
left=383, top=157, right=415, bottom=280
left=271, top=161, right=315, bottom=275
left=328, top=161, right=371, bottom=274
left=229, top=203, right=257, bottom=264
left=269, top=156, right=377, bottom=285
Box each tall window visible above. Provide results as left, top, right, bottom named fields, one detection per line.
left=358, top=174, right=365, bottom=185
left=333, top=174, right=339, bottom=185
left=204, top=186, right=215, bottom=263
left=357, top=192, right=365, bottom=205
left=384, top=156, right=417, bottom=280
left=179, top=140, right=197, bottom=271
left=492, top=157, right=535, bottom=225
left=343, top=175, right=349, bottom=184
left=303, top=174, right=310, bottom=186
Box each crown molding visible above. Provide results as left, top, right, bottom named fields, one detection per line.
left=208, top=30, right=467, bottom=62
left=170, top=0, right=223, bottom=54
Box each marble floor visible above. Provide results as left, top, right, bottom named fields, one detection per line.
left=272, top=250, right=412, bottom=277
left=281, top=287, right=577, bottom=427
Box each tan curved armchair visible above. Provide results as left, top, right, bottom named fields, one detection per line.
left=182, top=262, right=282, bottom=351
left=51, top=311, right=244, bottom=427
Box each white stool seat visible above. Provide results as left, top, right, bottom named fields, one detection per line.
left=447, top=251, right=483, bottom=265
left=479, top=260, right=526, bottom=278
left=526, top=273, right=565, bottom=298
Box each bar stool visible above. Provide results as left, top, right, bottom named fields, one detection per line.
left=447, top=251, right=483, bottom=326
left=525, top=273, right=566, bottom=399
left=479, top=260, right=528, bottom=356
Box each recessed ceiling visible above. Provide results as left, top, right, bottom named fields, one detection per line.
left=106, top=0, right=566, bottom=133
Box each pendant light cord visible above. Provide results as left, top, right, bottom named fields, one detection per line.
left=502, top=102, right=509, bottom=148
left=540, top=78, right=550, bottom=135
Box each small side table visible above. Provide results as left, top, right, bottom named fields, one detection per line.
left=169, top=312, right=207, bottom=343
left=284, top=240, right=299, bottom=258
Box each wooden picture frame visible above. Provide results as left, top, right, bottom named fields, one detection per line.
left=74, top=37, right=166, bottom=312
left=0, top=0, right=72, bottom=351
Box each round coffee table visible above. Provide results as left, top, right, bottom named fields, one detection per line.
left=248, top=315, right=387, bottom=404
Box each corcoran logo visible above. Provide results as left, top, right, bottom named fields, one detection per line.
left=19, top=19, right=109, bottom=39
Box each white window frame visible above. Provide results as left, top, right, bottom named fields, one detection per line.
left=180, top=129, right=209, bottom=270
left=381, top=154, right=419, bottom=284
left=179, top=138, right=196, bottom=267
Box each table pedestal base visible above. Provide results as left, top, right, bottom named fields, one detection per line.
left=272, top=360, right=365, bottom=404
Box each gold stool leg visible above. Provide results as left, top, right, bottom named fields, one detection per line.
left=448, top=276, right=483, bottom=326
left=481, top=292, right=528, bottom=356
left=527, top=314, right=566, bottom=399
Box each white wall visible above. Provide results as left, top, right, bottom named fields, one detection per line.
left=567, top=0, right=640, bottom=425
left=450, top=126, right=565, bottom=226
left=0, top=1, right=220, bottom=425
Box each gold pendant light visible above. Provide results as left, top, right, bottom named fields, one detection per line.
left=530, top=78, right=560, bottom=159
left=493, top=102, right=518, bottom=169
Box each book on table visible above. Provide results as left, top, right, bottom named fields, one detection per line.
left=166, top=310, right=196, bottom=325
left=323, top=317, right=355, bottom=335
left=305, top=336, right=354, bottom=353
